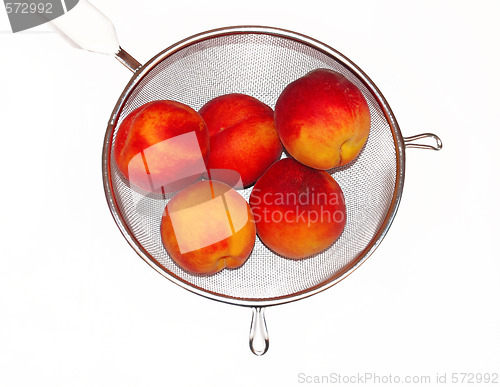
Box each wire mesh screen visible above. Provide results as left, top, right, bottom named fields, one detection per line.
left=107, top=32, right=398, bottom=301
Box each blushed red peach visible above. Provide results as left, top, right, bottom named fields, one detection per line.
left=161, top=180, right=256, bottom=275
left=249, top=158, right=346, bottom=259
left=199, top=93, right=283, bottom=188
left=275, top=68, right=370, bottom=170
left=114, top=100, right=209, bottom=193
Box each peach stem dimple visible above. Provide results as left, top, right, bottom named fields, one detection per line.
left=338, top=138, right=352, bottom=166
left=217, top=256, right=228, bottom=270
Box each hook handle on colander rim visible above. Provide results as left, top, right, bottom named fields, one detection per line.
left=404, top=133, right=443, bottom=150
left=50, top=0, right=141, bottom=72
left=249, top=307, right=269, bottom=356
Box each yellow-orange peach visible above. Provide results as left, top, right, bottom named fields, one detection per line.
left=199, top=93, right=283, bottom=188
left=275, top=69, right=370, bottom=170
left=249, top=158, right=346, bottom=259
left=114, top=100, right=209, bottom=193
left=161, top=180, right=256, bottom=275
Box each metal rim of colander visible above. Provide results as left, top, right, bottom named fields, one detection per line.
left=102, top=25, right=405, bottom=308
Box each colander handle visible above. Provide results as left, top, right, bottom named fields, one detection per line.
left=249, top=307, right=269, bottom=356
left=50, top=0, right=141, bottom=72
left=404, top=133, right=443, bottom=150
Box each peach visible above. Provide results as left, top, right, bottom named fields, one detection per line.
left=199, top=93, right=283, bottom=188
left=275, top=68, right=370, bottom=170
left=161, top=180, right=256, bottom=275
left=114, top=100, right=209, bottom=193
left=249, top=158, right=346, bottom=259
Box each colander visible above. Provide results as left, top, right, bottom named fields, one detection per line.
left=53, top=0, right=442, bottom=356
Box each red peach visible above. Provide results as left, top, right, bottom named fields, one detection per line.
left=275, top=68, right=370, bottom=170
left=161, top=180, right=256, bottom=275
left=114, top=100, right=209, bottom=193
left=249, top=158, right=346, bottom=259
left=199, top=93, right=283, bottom=188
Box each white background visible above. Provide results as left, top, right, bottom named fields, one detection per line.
left=1, top=1, right=499, bottom=386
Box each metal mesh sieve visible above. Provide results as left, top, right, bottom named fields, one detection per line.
left=102, top=26, right=406, bottom=306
